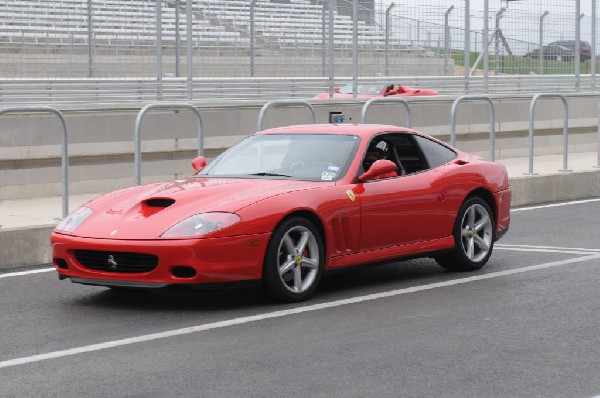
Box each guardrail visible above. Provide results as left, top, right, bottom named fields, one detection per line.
left=257, top=100, right=316, bottom=131
left=527, top=94, right=570, bottom=175
left=361, top=98, right=412, bottom=128
left=450, top=95, right=496, bottom=161
left=134, top=103, right=204, bottom=185
left=0, top=106, right=69, bottom=218
left=0, top=75, right=596, bottom=104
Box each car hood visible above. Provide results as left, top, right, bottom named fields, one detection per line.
left=68, top=178, right=327, bottom=239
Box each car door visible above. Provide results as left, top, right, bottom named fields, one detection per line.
left=358, top=133, right=457, bottom=251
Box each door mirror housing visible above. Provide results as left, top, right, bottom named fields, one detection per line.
left=192, top=156, right=207, bottom=173
left=358, top=159, right=397, bottom=182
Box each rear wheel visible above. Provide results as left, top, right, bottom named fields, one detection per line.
left=435, top=197, right=494, bottom=272
left=263, top=217, right=324, bottom=302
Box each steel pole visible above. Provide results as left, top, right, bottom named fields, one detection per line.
left=494, top=7, right=505, bottom=76
left=385, top=3, right=395, bottom=77
left=464, top=0, right=470, bottom=93
left=593, top=0, right=597, bottom=90
left=250, top=0, right=257, bottom=77
left=186, top=0, right=193, bottom=99
left=321, top=5, right=326, bottom=77
left=576, top=4, right=582, bottom=91
left=175, top=0, right=180, bottom=77
left=328, top=0, right=335, bottom=97
left=444, top=5, right=454, bottom=76
left=352, top=0, right=358, bottom=98
left=483, top=0, right=489, bottom=93
left=87, top=0, right=93, bottom=78
left=156, top=0, right=163, bottom=100
left=539, top=11, right=549, bottom=75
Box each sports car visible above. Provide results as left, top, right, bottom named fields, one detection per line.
left=51, top=124, right=511, bottom=302
left=313, top=83, right=438, bottom=99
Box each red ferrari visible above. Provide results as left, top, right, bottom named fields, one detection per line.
left=313, top=83, right=438, bottom=99
left=51, top=124, right=510, bottom=302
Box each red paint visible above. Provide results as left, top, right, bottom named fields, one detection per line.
left=51, top=124, right=510, bottom=288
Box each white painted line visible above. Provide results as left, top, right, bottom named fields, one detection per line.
left=1, top=253, right=599, bottom=370
left=495, top=247, right=594, bottom=255
left=496, top=244, right=600, bottom=253
left=0, top=267, right=54, bottom=279
left=512, top=198, right=600, bottom=212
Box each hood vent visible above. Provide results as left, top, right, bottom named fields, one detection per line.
left=144, top=198, right=175, bottom=208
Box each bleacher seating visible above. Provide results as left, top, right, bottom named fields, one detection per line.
left=0, top=0, right=387, bottom=49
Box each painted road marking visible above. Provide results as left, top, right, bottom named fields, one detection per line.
left=1, top=253, right=599, bottom=370
left=0, top=268, right=54, bottom=279
left=495, top=244, right=600, bottom=256
left=512, top=198, right=600, bottom=212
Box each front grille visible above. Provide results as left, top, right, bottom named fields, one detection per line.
left=74, top=250, right=158, bottom=273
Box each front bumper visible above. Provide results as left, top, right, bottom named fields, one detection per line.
left=51, top=232, right=271, bottom=287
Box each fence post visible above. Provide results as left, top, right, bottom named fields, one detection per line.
left=444, top=5, right=454, bottom=76
left=134, top=103, right=204, bottom=185
left=250, top=0, right=257, bottom=78
left=352, top=0, right=358, bottom=98
left=186, top=0, right=193, bottom=100
left=156, top=0, right=163, bottom=100
left=328, top=0, right=335, bottom=98
left=464, top=0, right=470, bottom=93
left=539, top=11, right=549, bottom=75
left=385, top=3, right=395, bottom=77
left=593, top=0, right=597, bottom=90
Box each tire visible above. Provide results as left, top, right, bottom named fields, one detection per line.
left=263, top=217, right=324, bottom=302
left=435, top=197, right=495, bottom=272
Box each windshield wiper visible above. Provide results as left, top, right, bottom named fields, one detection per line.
left=248, top=172, right=292, bottom=178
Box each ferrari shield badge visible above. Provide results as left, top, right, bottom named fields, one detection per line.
left=345, top=190, right=356, bottom=202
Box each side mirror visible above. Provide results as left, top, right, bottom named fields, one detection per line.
left=192, top=156, right=207, bottom=173
left=334, top=87, right=340, bottom=93
left=358, top=159, right=397, bottom=182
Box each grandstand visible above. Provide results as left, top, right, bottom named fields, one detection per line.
left=0, top=0, right=443, bottom=78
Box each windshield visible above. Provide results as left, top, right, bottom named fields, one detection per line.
left=338, top=83, right=385, bottom=95
left=198, top=134, right=360, bottom=181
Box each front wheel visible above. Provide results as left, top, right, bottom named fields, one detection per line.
left=263, top=217, right=324, bottom=302
left=435, top=197, right=495, bottom=272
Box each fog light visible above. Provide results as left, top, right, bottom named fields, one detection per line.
left=171, top=266, right=196, bottom=279
left=54, top=258, right=68, bottom=269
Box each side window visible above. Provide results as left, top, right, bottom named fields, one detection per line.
left=413, top=135, right=457, bottom=169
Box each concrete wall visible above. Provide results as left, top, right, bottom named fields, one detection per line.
left=1, top=93, right=599, bottom=199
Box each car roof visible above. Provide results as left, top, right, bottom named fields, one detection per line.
left=256, top=124, right=413, bottom=139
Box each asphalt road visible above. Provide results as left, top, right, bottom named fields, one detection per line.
left=1, top=198, right=600, bottom=398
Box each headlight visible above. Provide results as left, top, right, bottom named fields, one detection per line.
left=161, top=212, right=241, bottom=238
left=55, top=207, right=93, bottom=233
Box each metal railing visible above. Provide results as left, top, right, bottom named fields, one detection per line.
left=0, top=106, right=69, bottom=218
left=450, top=95, right=496, bottom=161
left=527, top=93, right=570, bottom=175
left=134, top=103, right=204, bottom=185
left=257, top=100, right=316, bottom=132
left=361, top=97, right=412, bottom=128
left=1, top=75, right=599, bottom=105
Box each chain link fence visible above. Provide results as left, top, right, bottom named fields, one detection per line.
left=0, top=0, right=597, bottom=101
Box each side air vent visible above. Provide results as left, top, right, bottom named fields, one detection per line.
left=144, top=198, right=175, bottom=208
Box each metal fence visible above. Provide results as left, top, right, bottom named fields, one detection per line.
left=0, top=0, right=598, bottom=102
